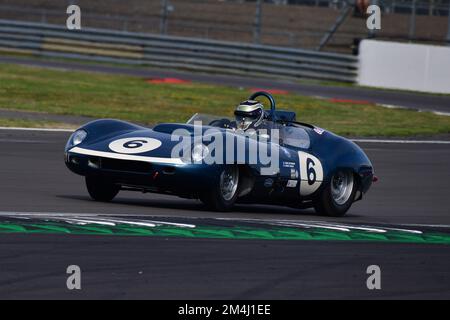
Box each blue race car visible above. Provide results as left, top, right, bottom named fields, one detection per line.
left=65, top=92, right=375, bottom=216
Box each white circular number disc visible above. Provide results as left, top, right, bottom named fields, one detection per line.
left=108, top=137, right=162, bottom=154
left=298, top=151, right=324, bottom=196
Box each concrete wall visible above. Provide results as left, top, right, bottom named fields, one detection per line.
left=358, top=39, right=450, bottom=94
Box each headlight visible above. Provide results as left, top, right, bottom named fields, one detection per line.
left=192, top=144, right=209, bottom=163
left=70, top=129, right=87, bottom=147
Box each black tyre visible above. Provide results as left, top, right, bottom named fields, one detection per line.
left=200, top=166, right=239, bottom=211
left=313, top=170, right=357, bottom=217
left=85, top=176, right=120, bottom=202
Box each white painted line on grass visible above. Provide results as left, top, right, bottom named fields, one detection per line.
left=378, top=104, right=410, bottom=110
left=378, top=104, right=450, bottom=117
left=431, top=111, right=450, bottom=117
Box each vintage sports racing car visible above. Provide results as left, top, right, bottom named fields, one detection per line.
left=65, top=92, right=375, bottom=216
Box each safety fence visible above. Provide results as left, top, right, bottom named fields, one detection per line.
left=0, top=19, right=358, bottom=82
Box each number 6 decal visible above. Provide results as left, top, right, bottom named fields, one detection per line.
left=109, top=137, right=162, bottom=154
left=298, top=151, right=323, bottom=196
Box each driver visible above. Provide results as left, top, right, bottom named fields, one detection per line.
left=233, top=100, right=265, bottom=131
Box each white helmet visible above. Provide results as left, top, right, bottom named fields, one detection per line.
left=234, top=100, right=264, bottom=131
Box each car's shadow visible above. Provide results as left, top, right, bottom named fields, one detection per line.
left=56, top=194, right=363, bottom=219
left=57, top=194, right=301, bottom=215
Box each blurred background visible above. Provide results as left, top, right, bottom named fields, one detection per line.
left=0, top=1, right=449, bottom=94
left=1, top=0, right=449, bottom=53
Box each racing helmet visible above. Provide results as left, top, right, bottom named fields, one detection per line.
left=234, top=100, right=264, bottom=131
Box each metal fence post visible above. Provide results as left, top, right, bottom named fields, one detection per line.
left=317, top=1, right=352, bottom=51
left=253, top=0, right=262, bottom=44
left=409, top=0, right=416, bottom=40
left=447, top=1, right=450, bottom=45
left=160, top=0, right=168, bottom=35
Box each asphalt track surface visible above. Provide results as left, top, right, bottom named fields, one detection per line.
left=2, top=56, right=450, bottom=114
left=0, top=129, right=449, bottom=299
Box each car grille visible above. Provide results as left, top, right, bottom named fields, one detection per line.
left=90, top=157, right=152, bottom=174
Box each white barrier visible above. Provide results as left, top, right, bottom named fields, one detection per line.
left=358, top=40, right=450, bottom=94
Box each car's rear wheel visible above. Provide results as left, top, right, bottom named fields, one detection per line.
left=85, top=176, right=120, bottom=202
left=200, top=166, right=239, bottom=211
left=314, top=170, right=357, bottom=217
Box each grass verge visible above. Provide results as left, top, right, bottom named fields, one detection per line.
left=0, top=118, right=75, bottom=130
left=0, top=63, right=449, bottom=137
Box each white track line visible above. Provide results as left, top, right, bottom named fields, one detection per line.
left=352, top=139, right=450, bottom=144
left=0, top=127, right=449, bottom=144
left=1, top=211, right=450, bottom=230
left=0, top=212, right=196, bottom=228
left=0, top=126, right=73, bottom=132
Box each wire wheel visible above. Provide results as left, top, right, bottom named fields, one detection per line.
left=331, top=170, right=354, bottom=205
left=219, top=166, right=239, bottom=201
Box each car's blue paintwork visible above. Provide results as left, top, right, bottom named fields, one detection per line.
left=65, top=113, right=374, bottom=207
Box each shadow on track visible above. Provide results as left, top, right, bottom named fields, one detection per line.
left=55, top=194, right=365, bottom=220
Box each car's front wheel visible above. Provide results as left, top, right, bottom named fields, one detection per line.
left=200, top=166, right=239, bottom=211
left=314, top=170, right=357, bottom=217
left=85, top=176, right=120, bottom=202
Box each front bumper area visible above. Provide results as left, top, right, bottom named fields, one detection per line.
left=65, top=152, right=222, bottom=197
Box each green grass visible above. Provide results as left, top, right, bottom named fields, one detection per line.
left=0, top=118, right=75, bottom=129
left=0, top=63, right=450, bottom=136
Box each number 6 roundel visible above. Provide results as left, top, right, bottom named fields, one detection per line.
left=109, top=137, right=162, bottom=154
left=298, top=151, right=324, bottom=196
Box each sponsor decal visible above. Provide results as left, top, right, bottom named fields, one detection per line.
left=290, top=168, right=299, bottom=179
left=283, top=161, right=295, bottom=168
left=264, top=178, right=274, bottom=188
left=286, top=180, right=297, bottom=188
left=313, top=127, right=325, bottom=135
